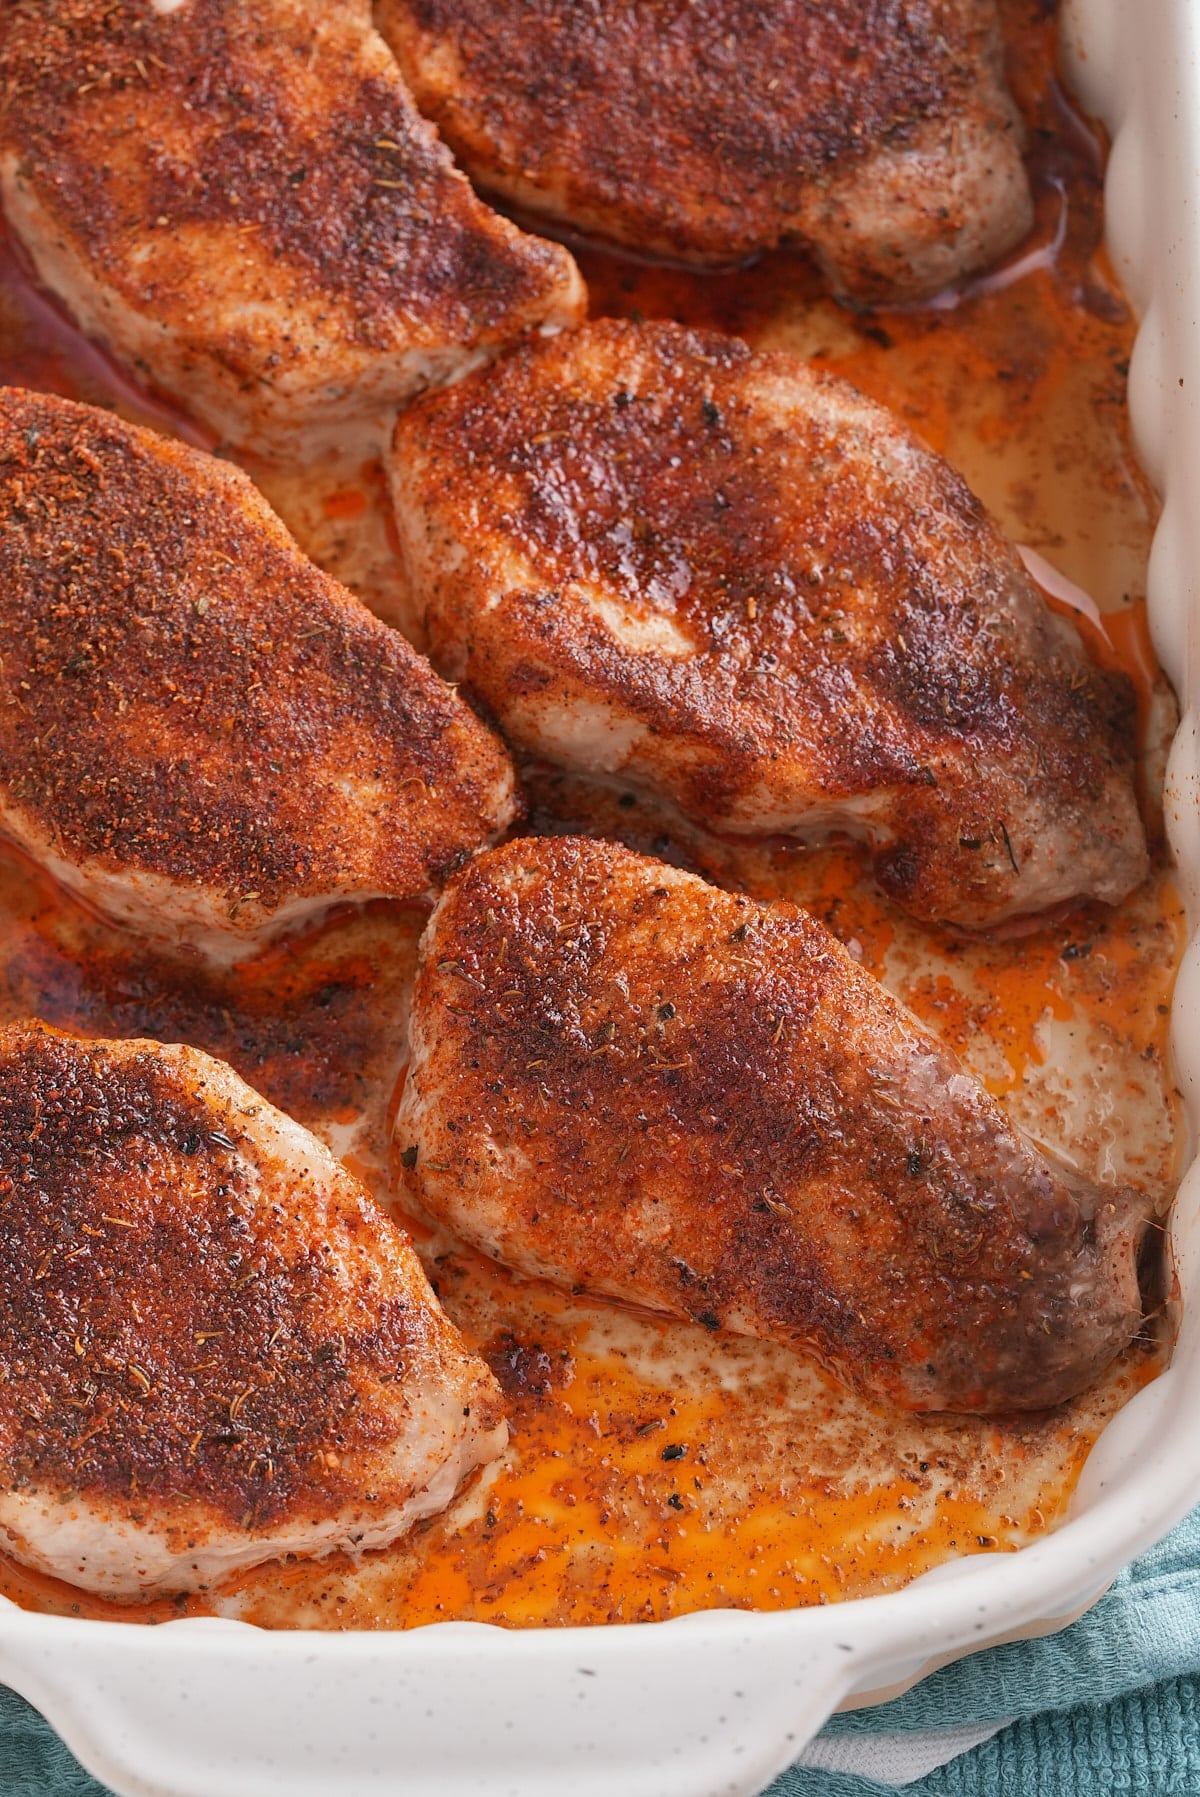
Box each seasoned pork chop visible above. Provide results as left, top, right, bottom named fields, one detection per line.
left=388, top=320, right=1147, bottom=931
left=0, top=388, right=519, bottom=963
left=0, top=0, right=585, bottom=457
left=376, top=0, right=1032, bottom=302
left=0, top=1022, right=506, bottom=1599
left=396, top=837, right=1152, bottom=1415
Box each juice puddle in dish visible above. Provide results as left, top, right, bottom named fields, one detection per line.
left=0, top=0, right=1182, bottom=1628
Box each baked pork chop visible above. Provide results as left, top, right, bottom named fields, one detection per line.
left=388, top=320, right=1148, bottom=932
left=0, top=0, right=584, bottom=458
left=375, top=0, right=1032, bottom=302
left=0, top=1022, right=506, bottom=1600
left=396, top=837, right=1153, bottom=1415
left=0, top=387, right=519, bottom=964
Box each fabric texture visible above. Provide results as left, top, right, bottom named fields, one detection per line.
left=771, top=1680, right=1200, bottom=1796
left=5, top=1506, right=1200, bottom=1796
left=0, top=1685, right=113, bottom=1796
left=797, top=1719, right=1011, bottom=1784
left=767, top=1502, right=1200, bottom=1795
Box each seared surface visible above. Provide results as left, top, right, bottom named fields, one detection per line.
left=388, top=320, right=1147, bottom=930
left=377, top=0, right=1031, bottom=300
left=0, top=387, right=519, bottom=961
left=0, top=0, right=584, bottom=455
left=0, top=1022, right=506, bottom=1597
left=396, top=836, right=1151, bottom=1415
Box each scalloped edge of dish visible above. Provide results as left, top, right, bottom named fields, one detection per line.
left=1, top=3, right=1199, bottom=1792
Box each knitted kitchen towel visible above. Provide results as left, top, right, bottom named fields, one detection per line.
left=767, top=1500, right=1200, bottom=1795
left=7, top=1503, right=1200, bottom=1796
left=770, top=1676, right=1200, bottom=1795
left=0, top=1683, right=113, bottom=1796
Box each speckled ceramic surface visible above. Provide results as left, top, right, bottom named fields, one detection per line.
left=1, top=2, right=1199, bottom=1792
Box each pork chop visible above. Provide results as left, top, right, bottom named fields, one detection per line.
left=395, top=836, right=1153, bottom=1415
left=0, top=1021, right=506, bottom=1599
left=0, top=0, right=585, bottom=457
left=387, top=319, right=1147, bottom=931
left=0, top=386, right=519, bottom=964
left=376, top=0, right=1032, bottom=302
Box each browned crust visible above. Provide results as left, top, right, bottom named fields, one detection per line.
left=0, top=0, right=579, bottom=351
left=378, top=0, right=1028, bottom=284
left=0, top=1022, right=502, bottom=1529
left=390, top=318, right=1147, bottom=928
left=400, top=836, right=1149, bottom=1413
left=0, top=386, right=518, bottom=916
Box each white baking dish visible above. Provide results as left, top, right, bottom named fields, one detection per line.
left=1, top=2, right=1198, bottom=1792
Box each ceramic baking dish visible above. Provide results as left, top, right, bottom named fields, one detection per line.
left=1, top=1, right=1198, bottom=1792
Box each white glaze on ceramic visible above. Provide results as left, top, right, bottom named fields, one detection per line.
left=0, top=2, right=1198, bottom=1791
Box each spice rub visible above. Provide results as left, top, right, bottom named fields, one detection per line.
left=0, top=387, right=518, bottom=963
left=0, top=1021, right=506, bottom=1598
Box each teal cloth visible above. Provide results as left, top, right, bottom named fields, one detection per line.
left=767, top=1503, right=1200, bottom=1796
left=5, top=1506, right=1200, bottom=1795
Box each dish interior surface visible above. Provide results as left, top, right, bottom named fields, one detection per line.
left=0, top=0, right=1184, bottom=1637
